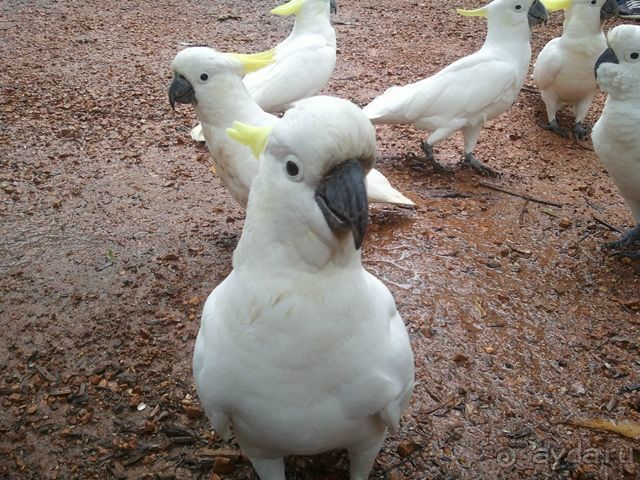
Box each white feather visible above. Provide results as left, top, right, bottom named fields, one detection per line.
left=592, top=25, right=640, bottom=222
left=194, top=97, right=415, bottom=479
left=191, top=0, right=336, bottom=142
left=171, top=48, right=414, bottom=208
left=363, top=0, right=538, bottom=159
left=533, top=0, right=612, bottom=125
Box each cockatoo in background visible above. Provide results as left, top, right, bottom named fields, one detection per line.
left=190, top=0, right=337, bottom=142
left=169, top=47, right=415, bottom=207
left=363, top=0, right=548, bottom=177
left=533, top=0, right=618, bottom=140
left=193, top=96, right=415, bottom=480
left=592, top=25, right=640, bottom=258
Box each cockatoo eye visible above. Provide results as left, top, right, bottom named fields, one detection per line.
left=590, top=0, right=596, bottom=5
left=200, top=73, right=209, bottom=81
left=285, top=159, right=303, bottom=181
left=628, top=52, right=640, bottom=62
left=514, top=4, right=522, bottom=10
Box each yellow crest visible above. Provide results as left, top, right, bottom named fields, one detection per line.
left=226, top=121, right=273, bottom=159
left=540, top=0, right=571, bottom=11
left=271, top=0, right=305, bottom=16
left=456, top=7, right=488, bottom=17
left=225, top=49, right=276, bottom=74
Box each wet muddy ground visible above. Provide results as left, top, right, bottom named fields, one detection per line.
left=1, top=1, right=639, bottom=479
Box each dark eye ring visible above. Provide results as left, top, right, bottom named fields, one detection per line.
left=200, top=73, right=208, bottom=81
left=631, top=52, right=639, bottom=60
left=286, top=161, right=299, bottom=177
left=515, top=4, right=522, bottom=9
left=590, top=0, right=596, bottom=4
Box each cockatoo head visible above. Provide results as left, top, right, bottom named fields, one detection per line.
left=458, top=0, right=547, bottom=27
left=541, top=0, right=618, bottom=21
left=228, top=96, right=376, bottom=251
left=271, top=0, right=336, bottom=17
left=168, top=46, right=275, bottom=110
left=595, top=24, right=640, bottom=98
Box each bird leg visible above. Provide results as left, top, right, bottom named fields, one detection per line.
left=420, top=140, right=450, bottom=174
left=348, top=435, right=386, bottom=480
left=539, top=118, right=569, bottom=138
left=462, top=153, right=500, bottom=177
left=249, top=456, right=286, bottom=480
left=573, top=121, right=591, bottom=141
left=604, top=224, right=640, bottom=258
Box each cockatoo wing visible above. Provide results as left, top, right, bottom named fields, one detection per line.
left=532, top=38, right=563, bottom=91
left=333, top=272, right=414, bottom=434
left=244, top=36, right=336, bottom=113
left=365, top=168, right=414, bottom=206
left=366, top=53, right=519, bottom=126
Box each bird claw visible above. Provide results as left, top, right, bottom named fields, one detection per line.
left=539, top=119, right=568, bottom=139
left=603, top=225, right=640, bottom=256
left=420, top=141, right=452, bottom=174
left=463, top=153, right=500, bottom=177
left=573, top=122, right=591, bottom=141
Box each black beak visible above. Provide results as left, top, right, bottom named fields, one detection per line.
left=315, top=159, right=368, bottom=250
left=168, top=75, right=196, bottom=111
left=601, top=0, right=619, bottom=21
left=528, top=0, right=547, bottom=27
left=330, top=0, right=337, bottom=14
left=594, top=47, right=619, bottom=79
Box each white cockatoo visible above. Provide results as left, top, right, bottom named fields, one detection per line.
left=363, top=0, right=548, bottom=176
left=592, top=25, right=640, bottom=257
left=190, top=0, right=337, bottom=142
left=169, top=46, right=415, bottom=207
left=193, top=96, right=415, bottom=480
left=533, top=0, right=618, bottom=140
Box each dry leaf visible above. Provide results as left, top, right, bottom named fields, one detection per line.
left=569, top=418, right=640, bottom=440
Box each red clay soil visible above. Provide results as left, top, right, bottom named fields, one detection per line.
left=1, top=1, right=638, bottom=479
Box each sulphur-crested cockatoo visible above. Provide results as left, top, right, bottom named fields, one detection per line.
left=193, top=96, right=415, bottom=480
left=592, top=25, right=640, bottom=258
left=363, top=0, right=548, bottom=176
left=533, top=0, right=618, bottom=140
left=190, top=0, right=337, bottom=142
left=169, top=46, right=415, bottom=207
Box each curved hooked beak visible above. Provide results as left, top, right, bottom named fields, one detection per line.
left=315, top=159, right=368, bottom=250
left=168, top=75, right=196, bottom=110
left=601, top=0, right=619, bottom=21
left=594, top=47, right=619, bottom=79
left=528, top=0, right=548, bottom=27
left=330, top=0, right=337, bottom=14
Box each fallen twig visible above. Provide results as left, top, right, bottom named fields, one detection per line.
left=425, top=395, right=456, bottom=415
left=479, top=182, right=562, bottom=208
left=592, top=215, right=621, bottom=233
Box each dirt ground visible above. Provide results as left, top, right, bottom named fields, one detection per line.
left=1, top=1, right=639, bottom=479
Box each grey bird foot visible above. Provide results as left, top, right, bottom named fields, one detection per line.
left=420, top=141, right=452, bottom=174
left=573, top=121, right=591, bottom=141
left=539, top=119, right=568, bottom=138
left=604, top=225, right=640, bottom=252
left=609, top=250, right=640, bottom=260
left=462, top=153, right=500, bottom=177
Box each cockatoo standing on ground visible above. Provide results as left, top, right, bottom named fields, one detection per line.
left=533, top=0, right=618, bottom=140
left=190, top=0, right=337, bottom=142
left=363, top=0, right=548, bottom=176
left=592, top=25, right=640, bottom=258
left=193, top=96, right=415, bottom=480
left=169, top=47, right=415, bottom=207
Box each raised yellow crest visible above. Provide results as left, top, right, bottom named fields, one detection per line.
left=226, top=121, right=273, bottom=159
left=540, top=0, right=571, bottom=11
left=456, top=6, right=488, bottom=17
left=225, top=49, right=276, bottom=74
left=271, top=0, right=305, bottom=16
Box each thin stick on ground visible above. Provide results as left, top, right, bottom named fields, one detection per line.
left=479, top=182, right=563, bottom=208
left=592, top=215, right=622, bottom=233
